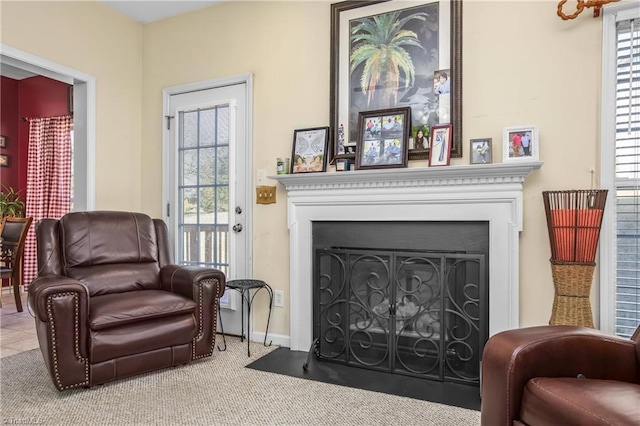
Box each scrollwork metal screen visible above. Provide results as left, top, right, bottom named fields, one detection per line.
left=314, top=248, right=486, bottom=385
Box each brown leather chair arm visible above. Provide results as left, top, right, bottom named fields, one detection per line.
left=160, top=265, right=226, bottom=359
left=28, top=275, right=90, bottom=323
left=27, top=275, right=90, bottom=391
left=480, top=325, right=639, bottom=426
left=160, top=265, right=226, bottom=299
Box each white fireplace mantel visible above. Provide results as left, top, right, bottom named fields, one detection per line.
left=272, top=162, right=543, bottom=351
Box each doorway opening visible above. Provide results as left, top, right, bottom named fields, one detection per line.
left=0, top=44, right=96, bottom=211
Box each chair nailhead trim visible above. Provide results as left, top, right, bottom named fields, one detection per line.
left=46, top=292, right=89, bottom=391
left=192, top=278, right=218, bottom=360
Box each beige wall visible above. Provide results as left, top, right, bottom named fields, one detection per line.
left=0, top=0, right=143, bottom=211
left=2, top=0, right=605, bottom=338
left=463, top=0, right=603, bottom=327
left=141, top=1, right=332, bottom=336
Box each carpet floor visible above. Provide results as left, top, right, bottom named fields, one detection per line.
left=0, top=337, right=481, bottom=425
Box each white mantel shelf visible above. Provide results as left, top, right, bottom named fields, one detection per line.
left=272, top=161, right=543, bottom=351
left=271, top=161, right=543, bottom=190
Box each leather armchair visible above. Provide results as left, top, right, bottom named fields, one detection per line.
left=28, top=211, right=226, bottom=391
left=480, top=325, right=640, bottom=425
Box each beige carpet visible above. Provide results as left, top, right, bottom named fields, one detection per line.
left=0, top=337, right=480, bottom=425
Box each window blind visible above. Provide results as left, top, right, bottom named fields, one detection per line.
left=615, top=18, right=640, bottom=339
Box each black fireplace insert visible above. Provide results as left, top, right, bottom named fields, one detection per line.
left=311, top=247, right=487, bottom=386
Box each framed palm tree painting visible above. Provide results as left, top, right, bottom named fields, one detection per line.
left=330, top=0, right=462, bottom=163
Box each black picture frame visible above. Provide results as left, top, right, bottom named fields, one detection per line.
left=355, top=107, right=410, bottom=170
left=0, top=154, right=9, bottom=167
left=0, top=135, right=6, bottom=148
left=291, top=126, right=330, bottom=173
left=330, top=0, right=462, bottom=163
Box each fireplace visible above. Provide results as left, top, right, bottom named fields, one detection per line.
left=312, top=221, right=488, bottom=383
left=273, top=162, right=542, bottom=352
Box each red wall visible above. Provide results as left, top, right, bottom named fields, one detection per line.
left=18, top=76, right=71, bottom=192
left=0, top=77, right=19, bottom=190
left=0, top=75, right=70, bottom=197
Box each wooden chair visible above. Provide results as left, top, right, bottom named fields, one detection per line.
left=0, top=216, right=33, bottom=312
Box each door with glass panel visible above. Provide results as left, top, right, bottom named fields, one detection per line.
left=167, top=82, right=249, bottom=336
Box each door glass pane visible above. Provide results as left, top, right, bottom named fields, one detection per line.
left=182, top=111, right=198, bottom=148
left=218, top=107, right=230, bottom=144
left=178, top=105, right=230, bottom=275
left=181, top=149, right=197, bottom=186
left=199, top=148, right=215, bottom=186
left=217, top=146, right=229, bottom=184
left=200, top=108, right=216, bottom=146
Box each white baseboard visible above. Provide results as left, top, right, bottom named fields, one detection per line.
left=250, top=330, right=290, bottom=348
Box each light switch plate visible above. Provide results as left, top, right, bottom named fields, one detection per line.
left=256, top=186, right=276, bottom=204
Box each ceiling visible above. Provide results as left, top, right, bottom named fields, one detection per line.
left=99, top=1, right=223, bottom=24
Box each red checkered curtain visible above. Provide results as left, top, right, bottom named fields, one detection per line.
left=23, top=116, right=73, bottom=287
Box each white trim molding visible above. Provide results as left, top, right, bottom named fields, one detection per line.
left=599, top=1, right=640, bottom=333
left=273, top=162, right=542, bottom=351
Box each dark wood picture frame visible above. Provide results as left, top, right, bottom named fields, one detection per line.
left=330, top=0, right=462, bottom=163
left=0, top=135, right=6, bottom=148
left=428, top=124, right=452, bottom=167
left=291, top=126, right=330, bottom=174
left=470, top=138, right=492, bottom=164
left=0, top=154, right=9, bottom=167
left=355, top=107, right=410, bottom=170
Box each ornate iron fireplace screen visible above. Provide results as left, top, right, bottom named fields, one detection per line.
left=310, top=248, right=486, bottom=386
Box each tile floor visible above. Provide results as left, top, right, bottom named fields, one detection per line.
left=0, top=288, right=38, bottom=358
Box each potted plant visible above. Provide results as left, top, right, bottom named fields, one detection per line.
left=0, top=186, right=25, bottom=218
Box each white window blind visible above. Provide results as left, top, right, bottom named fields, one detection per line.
left=615, top=17, right=640, bottom=339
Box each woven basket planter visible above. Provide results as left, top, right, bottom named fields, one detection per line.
left=549, top=261, right=595, bottom=327
left=543, top=190, right=607, bottom=328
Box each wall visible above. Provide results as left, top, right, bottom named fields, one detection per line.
left=0, top=0, right=606, bottom=341
left=1, top=75, right=71, bottom=201
left=0, top=77, right=19, bottom=190
left=18, top=76, right=71, bottom=191
left=141, top=1, right=330, bottom=337
left=142, top=0, right=603, bottom=338
left=0, top=0, right=143, bottom=211
left=464, top=1, right=602, bottom=327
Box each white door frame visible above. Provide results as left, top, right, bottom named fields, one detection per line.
left=161, top=73, right=254, bottom=277
left=0, top=44, right=97, bottom=211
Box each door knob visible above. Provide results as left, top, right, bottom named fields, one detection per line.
left=232, top=223, right=243, bottom=233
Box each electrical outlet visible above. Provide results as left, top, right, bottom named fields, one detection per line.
left=257, top=169, right=266, bottom=185
left=274, top=290, right=284, bottom=308
left=256, top=186, right=276, bottom=205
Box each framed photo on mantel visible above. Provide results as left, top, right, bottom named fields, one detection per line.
left=355, top=107, right=410, bottom=170
left=503, top=125, right=539, bottom=163
left=428, top=124, right=452, bottom=167
left=291, top=127, right=330, bottom=173
left=470, top=138, right=492, bottom=164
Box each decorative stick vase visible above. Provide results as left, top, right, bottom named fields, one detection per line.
left=543, top=190, right=608, bottom=327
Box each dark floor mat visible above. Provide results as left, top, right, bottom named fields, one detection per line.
left=246, top=347, right=480, bottom=411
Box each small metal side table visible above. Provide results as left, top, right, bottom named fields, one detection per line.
left=218, top=279, right=273, bottom=356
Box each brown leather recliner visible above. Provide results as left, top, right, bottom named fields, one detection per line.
left=480, top=325, right=640, bottom=425
left=27, top=211, right=226, bottom=391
